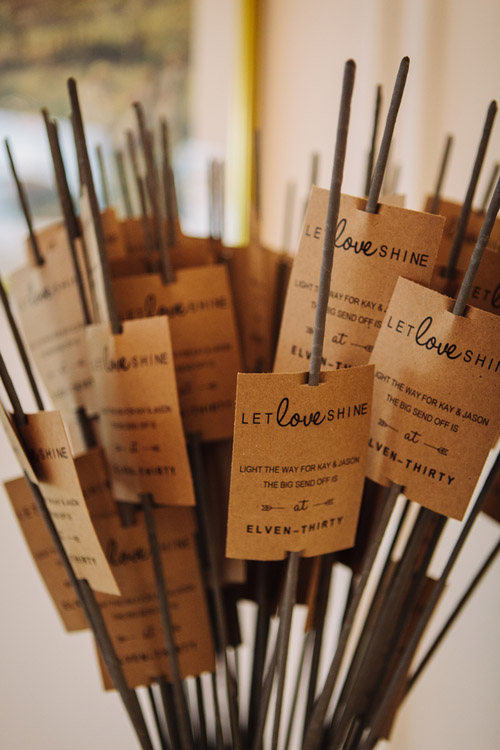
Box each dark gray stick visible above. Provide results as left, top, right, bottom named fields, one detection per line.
left=365, top=58, right=410, bottom=214
left=148, top=684, right=170, bottom=749
left=308, top=59, right=356, bottom=386
left=42, top=110, right=92, bottom=326
left=141, top=493, right=194, bottom=750
left=189, top=435, right=242, bottom=750
left=247, top=562, right=272, bottom=749
left=364, top=85, right=382, bottom=198
left=134, top=102, right=174, bottom=283
left=195, top=676, right=209, bottom=750
left=158, top=674, right=182, bottom=748
left=284, top=631, right=311, bottom=750
left=68, top=78, right=121, bottom=334
left=0, top=278, right=44, bottom=411
left=115, top=148, right=134, bottom=218
left=429, top=134, right=453, bottom=215
left=453, top=174, right=500, bottom=315
left=443, top=100, right=497, bottom=279
left=302, top=553, right=334, bottom=739
left=270, top=549, right=300, bottom=749
left=478, top=162, right=500, bottom=214
left=5, top=139, right=44, bottom=266
left=126, top=129, right=155, bottom=253
left=211, top=672, right=225, bottom=750
left=251, top=634, right=280, bottom=750
left=42, top=111, right=80, bottom=241
left=160, top=118, right=177, bottom=250
left=96, top=144, right=111, bottom=208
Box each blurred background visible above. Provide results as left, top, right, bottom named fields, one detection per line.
left=0, top=1, right=499, bottom=748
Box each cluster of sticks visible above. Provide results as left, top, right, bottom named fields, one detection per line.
left=1, top=55, right=499, bottom=750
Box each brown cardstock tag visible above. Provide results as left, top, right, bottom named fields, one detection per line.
left=85, top=316, right=195, bottom=504
left=93, top=505, right=215, bottom=688
left=4, top=476, right=87, bottom=632
left=467, top=248, right=500, bottom=316
left=424, top=196, right=500, bottom=272
left=367, top=277, right=500, bottom=519
left=9, top=244, right=94, bottom=416
left=18, top=411, right=120, bottom=595
left=226, top=366, right=374, bottom=560
left=227, top=241, right=282, bottom=373
left=112, top=265, right=242, bottom=441
left=274, top=189, right=445, bottom=372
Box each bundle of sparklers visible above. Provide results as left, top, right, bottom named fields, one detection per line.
left=1, top=56, right=499, bottom=750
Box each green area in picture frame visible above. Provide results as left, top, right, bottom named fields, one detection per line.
left=0, top=0, right=191, bottom=221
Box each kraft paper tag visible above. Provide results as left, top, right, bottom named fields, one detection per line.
left=467, top=248, right=500, bottom=316
left=226, top=366, right=374, bottom=560
left=424, top=196, right=500, bottom=273
left=367, top=277, right=500, bottom=519
left=9, top=245, right=94, bottom=416
left=4, top=476, right=87, bottom=632
left=19, top=411, right=120, bottom=595
left=86, top=316, right=195, bottom=505
left=275, top=189, right=445, bottom=372
left=93, top=506, right=215, bottom=688
left=113, top=265, right=242, bottom=441
left=228, top=241, right=282, bottom=373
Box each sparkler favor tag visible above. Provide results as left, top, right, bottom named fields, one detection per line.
left=113, top=265, right=242, bottom=441
left=86, top=316, right=194, bottom=505
left=228, top=239, right=282, bottom=373
left=367, top=277, right=500, bottom=519
left=4, top=476, right=87, bottom=631
left=226, top=366, right=373, bottom=560
left=274, top=189, right=444, bottom=372
left=90, top=505, right=215, bottom=687
left=18, top=411, right=120, bottom=595
left=9, top=243, right=94, bottom=416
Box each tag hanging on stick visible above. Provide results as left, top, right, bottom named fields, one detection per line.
left=86, top=316, right=195, bottom=505
left=366, top=277, right=500, bottom=519
left=226, top=366, right=373, bottom=560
